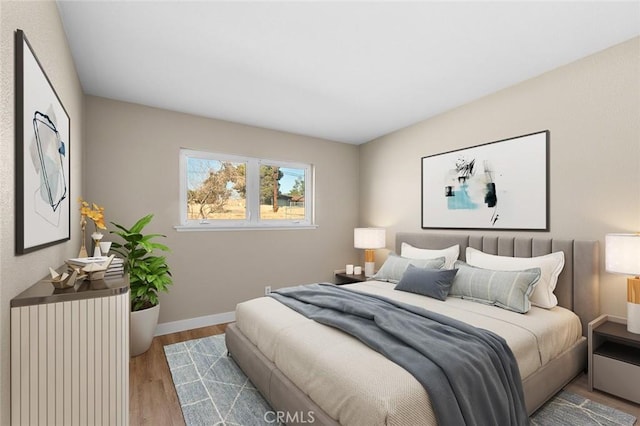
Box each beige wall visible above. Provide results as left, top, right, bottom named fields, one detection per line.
left=0, top=1, right=85, bottom=423
left=84, top=96, right=360, bottom=324
left=360, top=37, right=640, bottom=318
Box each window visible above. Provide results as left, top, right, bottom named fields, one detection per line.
left=178, top=149, right=314, bottom=230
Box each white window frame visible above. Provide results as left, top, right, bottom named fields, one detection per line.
left=176, top=149, right=316, bottom=231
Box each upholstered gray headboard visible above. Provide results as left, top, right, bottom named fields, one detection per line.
left=395, top=233, right=600, bottom=336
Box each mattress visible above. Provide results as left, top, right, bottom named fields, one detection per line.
left=235, top=280, right=582, bottom=426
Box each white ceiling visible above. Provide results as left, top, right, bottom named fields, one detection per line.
left=57, top=1, right=640, bottom=144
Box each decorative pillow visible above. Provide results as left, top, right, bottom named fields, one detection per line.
left=449, top=261, right=541, bottom=313
left=372, top=254, right=445, bottom=284
left=401, top=242, right=460, bottom=270
left=395, top=264, right=458, bottom=301
left=465, top=247, right=565, bottom=309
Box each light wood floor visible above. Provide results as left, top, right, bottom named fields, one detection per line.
left=130, top=324, right=640, bottom=425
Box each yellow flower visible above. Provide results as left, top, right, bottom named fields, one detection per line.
left=79, top=197, right=106, bottom=230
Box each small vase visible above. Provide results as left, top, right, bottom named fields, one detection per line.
left=99, top=241, right=112, bottom=256
left=92, top=232, right=104, bottom=257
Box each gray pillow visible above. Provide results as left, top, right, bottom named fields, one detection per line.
left=372, top=254, right=445, bottom=283
left=449, top=261, right=541, bottom=313
left=395, top=264, right=458, bottom=301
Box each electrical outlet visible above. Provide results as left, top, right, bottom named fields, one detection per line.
left=265, top=286, right=271, bottom=295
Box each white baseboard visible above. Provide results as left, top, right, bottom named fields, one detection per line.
left=155, top=311, right=236, bottom=336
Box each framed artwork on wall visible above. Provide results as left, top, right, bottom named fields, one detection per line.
left=421, top=130, right=549, bottom=231
left=15, top=29, right=71, bottom=254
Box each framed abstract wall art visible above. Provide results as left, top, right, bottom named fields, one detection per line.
left=15, top=29, right=71, bottom=254
left=421, top=130, right=549, bottom=231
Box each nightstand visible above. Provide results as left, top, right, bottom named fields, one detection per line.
left=334, top=272, right=368, bottom=285
left=588, top=314, right=640, bottom=404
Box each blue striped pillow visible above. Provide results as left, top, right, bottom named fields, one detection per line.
left=372, top=254, right=445, bottom=283
left=449, top=261, right=541, bottom=313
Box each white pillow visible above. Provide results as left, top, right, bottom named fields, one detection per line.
left=465, top=247, right=565, bottom=309
left=401, top=242, right=460, bottom=269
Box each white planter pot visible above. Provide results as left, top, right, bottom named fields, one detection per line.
left=130, top=303, right=160, bottom=357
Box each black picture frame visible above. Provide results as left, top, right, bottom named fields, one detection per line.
left=421, top=130, right=549, bottom=231
left=15, top=29, right=71, bottom=254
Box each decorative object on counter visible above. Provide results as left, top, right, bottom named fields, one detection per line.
left=104, top=257, right=125, bottom=278
left=78, top=220, right=88, bottom=257
left=353, top=266, right=362, bottom=275
left=111, top=214, right=172, bottom=356
left=66, top=256, right=110, bottom=265
left=80, top=254, right=115, bottom=281
left=99, top=241, right=112, bottom=255
left=354, top=227, right=386, bottom=277
left=606, top=233, right=640, bottom=334
left=66, top=255, right=125, bottom=279
left=15, top=30, right=71, bottom=255
left=91, top=231, right=103, bottom=256
left=47, top=267, right=82, bottom=289
left=65, top=262, right=84, bottom=279
left=78, top=198, right=106, bottom=257
left=346, top=264, right=354, bottom=274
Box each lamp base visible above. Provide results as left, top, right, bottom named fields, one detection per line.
left=364, top=262, right=375, bottom=278
left=627, top=277, right=640, bottom=334
left=628, top=303, right=640, bottom=334
left=364, top=249, right=376, bottom=277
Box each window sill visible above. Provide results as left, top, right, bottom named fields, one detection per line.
left=174, top=224, right=319, bottom=232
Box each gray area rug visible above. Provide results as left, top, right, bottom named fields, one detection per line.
left=164, top=334, right=277, bottom=426
left=532, top=390, right=636, bottom=426
left=164, top=334, right=637, bottom=426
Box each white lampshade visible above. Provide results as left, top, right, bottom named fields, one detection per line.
left=606, top=234, right=640, bottom=276
left=606, top=233, right=640, bottom=334
left=354, top=228, right=386, bottom=249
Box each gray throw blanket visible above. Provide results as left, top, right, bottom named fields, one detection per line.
left=270, top=283, right=528, bottom=426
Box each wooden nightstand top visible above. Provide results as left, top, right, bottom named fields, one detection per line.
left=594, top=321, right=640, bottom=346
left=334, top=272, right=368, bottom=284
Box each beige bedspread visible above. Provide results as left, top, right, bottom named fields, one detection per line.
left=235, top=281, right=582, bottom=426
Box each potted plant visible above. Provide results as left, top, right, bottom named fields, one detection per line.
left=111, top=214, right=172, bottom=356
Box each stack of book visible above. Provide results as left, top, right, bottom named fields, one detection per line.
left=66, top=256, right=125, bottom=278
left=104, top=257, right=125, bottom=278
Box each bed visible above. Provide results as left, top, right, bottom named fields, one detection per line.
left=226, top=233, right=600, bottom=425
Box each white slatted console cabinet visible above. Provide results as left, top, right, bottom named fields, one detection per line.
left=11, top=273, right=130, bottom=426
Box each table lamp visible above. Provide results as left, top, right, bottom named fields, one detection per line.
left=605, top=233, right=640, bottom=334
left=354, top=228, right=386, bottom=277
